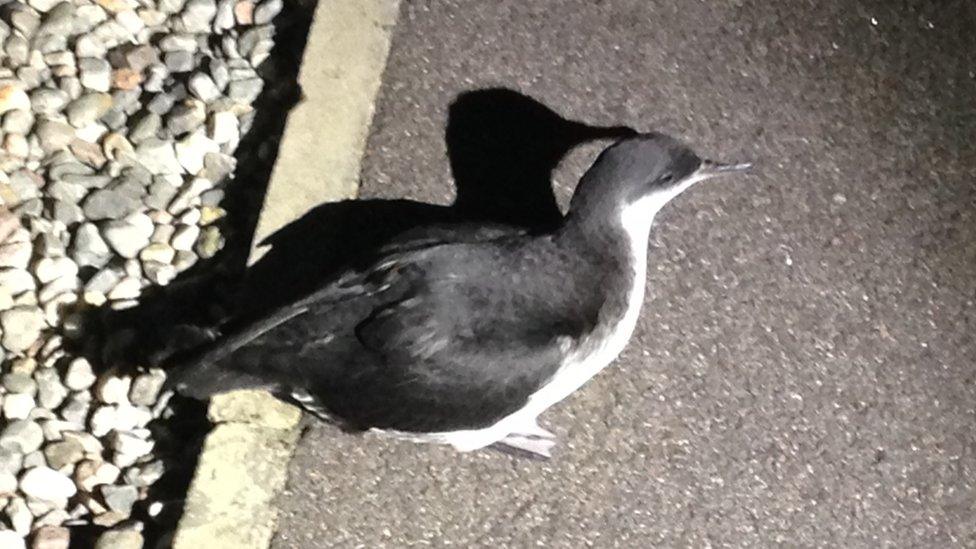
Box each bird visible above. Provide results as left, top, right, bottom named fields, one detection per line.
left=166, top=132, right=751, bottom=459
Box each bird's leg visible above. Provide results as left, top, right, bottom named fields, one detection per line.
left=490, top=418, right=557, bottom=460
left=491, top=434, right=556, bottom=460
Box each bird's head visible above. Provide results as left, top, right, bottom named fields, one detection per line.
left=568, top=133, right=752, bottom=224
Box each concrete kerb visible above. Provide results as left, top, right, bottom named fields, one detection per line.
left=171, top=1, right=401, bottom=547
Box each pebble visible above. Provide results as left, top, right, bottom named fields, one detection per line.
left=253, top=0, right=282, bottom=24
left=3, top=394, right=35, bottom=421
left=64, top=358, right=97, bottom=391
left=20, top=467, right=76, bottom=503
left=163, top=50, right=194, bottom=73
left=195, top=225, right=223, bottom=258
left=0, top=450, right=24, bottom=475
left=174, top=130, right=219, bottom=174
left=66, top=93, right=113, bottom=128
left=208, top=110, right=238, bottom=144
left=7, top=495, right=33, bottom=533
left=170, top=223, right=200, bottom=251
left=97, top=376, right=131, bottom=405
left=135, top=138, right=182, bottom=174
left=0, top=530, right=25, bottom=549
left=228, top=77, right=263, bottom=103
left=3, top=373, right=37, bottom=395
left=166, top=99, right=206, bottom=135
left=188, top=72, right=221, bottom=102
left=31, top=525, right=70, bottom=549
left=0, top=85, right=31, bottom=114
left=43, top=439, right=84, bottom=470
left=0, top=421, right=44, bottom=454
left=0, top=307, right=45, bottom=353
left=71, top=222, right=112, bottom=268
left=180, top=0, right=217, bottom=33
left=78, top=58, right=112, bottom=92
left=82, top=185, right=143, bottom=221
left=100, top=484, right=138, bottom=514
left=94, top=529, right=143, bottom=549
left=34, top=119, right=75, bottom=153
left=33, top=257, right=78, bottom=285
left=34, top=369, right=68, bottom=410
left=101, top=213, right=154, bottom=258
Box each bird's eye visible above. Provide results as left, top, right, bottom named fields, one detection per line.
left=659, top=172, right=674, bottom=184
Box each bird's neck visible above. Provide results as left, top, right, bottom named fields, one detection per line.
left=558, top=195, right=667, bottom=270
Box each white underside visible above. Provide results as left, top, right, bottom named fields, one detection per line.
left=374, top=192, right=678, bottom=453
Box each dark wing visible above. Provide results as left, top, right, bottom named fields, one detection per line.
left=179, top=227, right=600, bottom=433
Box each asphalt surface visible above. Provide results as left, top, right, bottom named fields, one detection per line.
left=272, top=1, right=976, bottom=547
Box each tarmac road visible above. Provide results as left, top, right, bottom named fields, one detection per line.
left=272, top=1, right=976, bottom=546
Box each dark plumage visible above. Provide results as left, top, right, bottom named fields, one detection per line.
left=168, top=133, right=751, bottom=457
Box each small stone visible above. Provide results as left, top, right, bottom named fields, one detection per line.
left=95, top=0, right=131, bottom=13
left=174, top=131, right=219, bottom=174
left=37, top=2, right=75, bottom=36
left=207, top=110, right=238, bottom=144
left=1, top=307, right=45, bottom=353
left=180, top=0, right=217, bottom=33
left=34, top=119, right=75, bottom=153
left=5, top=35, right=31, bottom=67
left=253, top=0, right=282, bottom=24
left=0, top=241, right=31, bottom=270
left=99, top=484, right=137, bottom=514
left=63, top=358, right=96, bottom=391
left=170, top=223, right=200, bottom=252
left=165, top=100, right=206, bottom=135
left=115, top=9, right=143, bottom=34
left=6, top=497, right=32, bottom=537
left=234, top=0, right=253, bottom=24
left=30, top=525, right=69, bottom=549
left=0, top=531, right=25, bottom=549
left=0, top=470, right=16, bottom=497
left=110, top=44, right=158, bottom=72
left=163, top=50, right=194, bottom=73
left=78, top=58, right=112, bottom=92
left=28, top=87, right=69, bottom=116
left=3, top=394, right=35, bottom=420
left=188, top=72, right=221, bottom=102
left=194, top=225, right=223, bottom=258
left=59, top=397, right=90, bottom=426
left=0, top=85, right=31, bottom=114
left=135, top=138, right=182, bottom=174
left=144, top=93, right=174, bottom=118
left=75, top=35, right=107, bottom=58
left=71, top=222, right=112, bottom=268
left=110, top=68, right=142, bottom=91
left=159, top=33, right=197, bottom=53
left=68, top=139, right=107, bottom=168
left=109, top=431, right=152, bottom=462
left=214, top=0, right=234, bottom=30
left=0, top=421, right=44, bottom=453
left=0, top=449, right=24, bottom=475
left=66, top=93, right=113, bottom=128
left=82, top=186, right=143, bottom=221
left=3, top=373, right=37, bottom=395
left=100, top=212, right=154, bottom=259
left=42, top=439, right=84, bottom=470
left=34, top=370, right=68, bottom=410
left=228, top=77, right=263, bottom=103
left=202, top=152, right=236, bottom=182
left=106, top=277, right=141, bottom=300
left=142, top=64, right=168, bottom=93
left=91, top=512, right=126, bottom=527
left=0, top=268, right=35, bottom=296
left=96, top=376, right=131, bottom=405
left=4, top=110, right=34, bottom=134
left=19, top=467, right=76, bottom=503
left=173, top=250, right=198, bottom=270
left=84, top=266, right=123, bottom=294
left=33, top=257, right=78, bottom=285
left=127, top=112, right=161, bottom=144
left=94, top=529, right=142, bottom=549
left=137, top=242, right=175, bottom=265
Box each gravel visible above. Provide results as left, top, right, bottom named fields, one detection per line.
left=0, top=0, right=291, bottom=541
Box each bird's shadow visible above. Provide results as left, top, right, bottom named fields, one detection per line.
left=76, top=88, right=635, bottom=372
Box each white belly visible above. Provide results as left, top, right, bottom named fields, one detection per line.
left=378, top=201, right=656, bottom=453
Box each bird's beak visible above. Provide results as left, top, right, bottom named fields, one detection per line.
left=696, top=159, right=753, bottom=179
